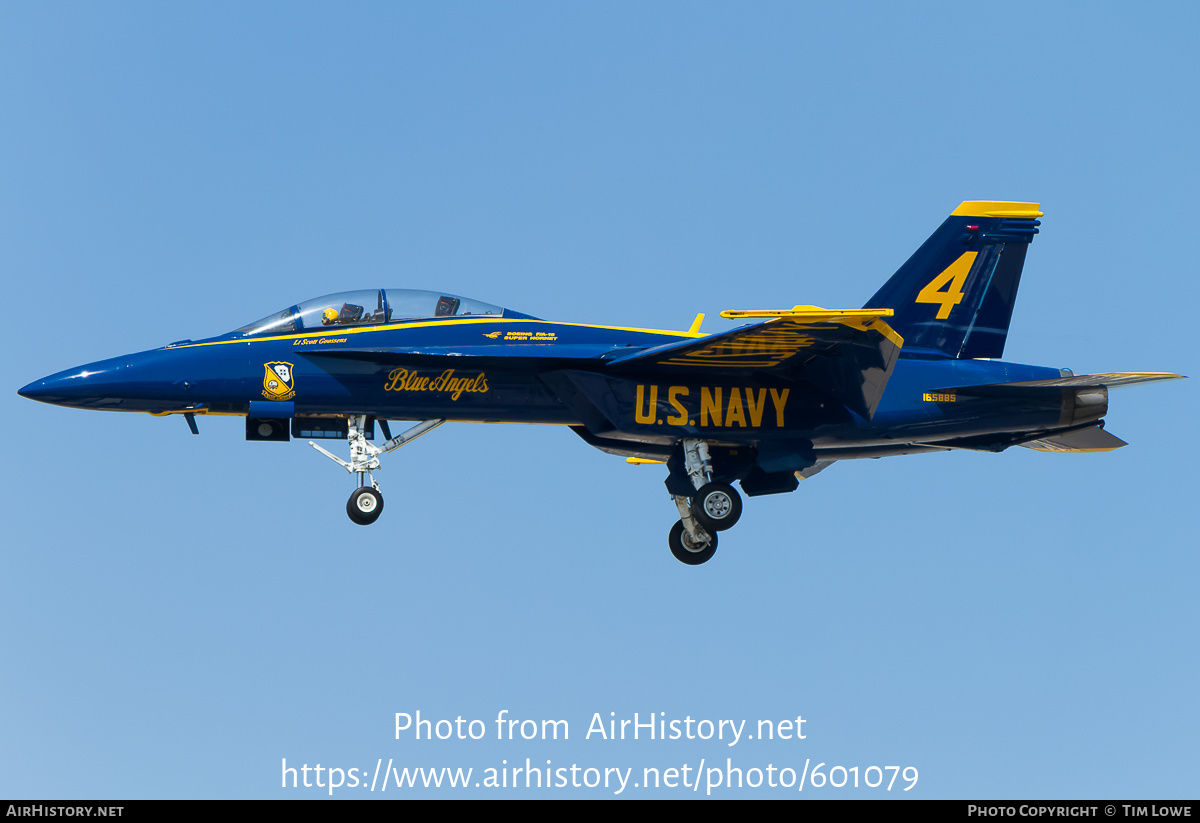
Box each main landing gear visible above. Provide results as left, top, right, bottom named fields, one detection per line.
left=310, top=415, right=443, bottom=525
left=667, top=439, right=743, bottom=566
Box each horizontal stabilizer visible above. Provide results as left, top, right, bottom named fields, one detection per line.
left=981, top=372, right=1185, bottom=389
left=795, top=459, right=835, bottom=480
left=939, top=372, right=1184, bottom=396
left=1020, top=425, right=1128, bottom=453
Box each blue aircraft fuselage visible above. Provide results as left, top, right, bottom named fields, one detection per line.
left=19, top=314, right=1069, bottom=454
left=19, top=202, right=1179, bottom=564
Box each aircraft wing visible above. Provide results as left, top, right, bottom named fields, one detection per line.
left=604, top=307, right=903, bottom=418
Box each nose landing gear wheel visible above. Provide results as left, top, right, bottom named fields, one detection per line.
left=347, top=487, right=384, bottom=525
left=669, top=520, right=717, bottom=565
left=691, top=482, right=742, bottom=532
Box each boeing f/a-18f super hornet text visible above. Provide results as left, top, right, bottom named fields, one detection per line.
left=19, top=201, right=1184, bottom=564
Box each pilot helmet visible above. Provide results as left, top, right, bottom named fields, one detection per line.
left=322, top=308, right=339, bottom=325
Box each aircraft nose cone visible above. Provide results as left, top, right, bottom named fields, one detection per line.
left=17, top=360, right=136, bottom=409
left=19, top=369, right=108, bottom=406
left=18, top=350, right=199, bottom=412
left=17, top=379, right=47, bottom=400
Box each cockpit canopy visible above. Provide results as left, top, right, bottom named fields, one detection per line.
left=234, top=289, right=523, bottom=337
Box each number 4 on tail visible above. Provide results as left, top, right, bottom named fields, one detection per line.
left=915, top=251, right=977, bottom=319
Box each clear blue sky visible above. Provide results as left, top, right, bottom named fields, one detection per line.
left=2, top=1, right=1196, bottom=799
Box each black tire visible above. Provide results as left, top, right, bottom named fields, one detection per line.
left=668, top=520, right=717, bottom=565
left=691, top=482, right=742, bottom=532
left=347, top=487, right=384, bottom=525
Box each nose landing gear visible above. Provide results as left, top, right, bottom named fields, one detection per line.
left=347, top=486, right=384, bottom=525
left=310, top=415, right=444, bottom=525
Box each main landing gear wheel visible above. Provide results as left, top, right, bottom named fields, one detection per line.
left=691, top=482, right=742, bottom=532
left=669, top=520, right=717, bottom=566
left=347, top=487, right=383, bottom=525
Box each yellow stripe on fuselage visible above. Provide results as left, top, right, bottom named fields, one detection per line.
left=165, top=317, right=707, bottom=350
left=149, top=408, right=246, bottom=417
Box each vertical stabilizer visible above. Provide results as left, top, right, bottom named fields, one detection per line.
left=863, top=201, right=1041, bottom=359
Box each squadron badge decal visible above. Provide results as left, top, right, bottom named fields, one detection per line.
left=262, top=361, right=296, bottom=400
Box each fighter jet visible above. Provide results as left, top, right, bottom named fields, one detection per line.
left=19, top=201, right=1183, bottom=564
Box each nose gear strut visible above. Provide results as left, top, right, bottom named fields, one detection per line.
left=309, top=415, right=444, bottom=524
